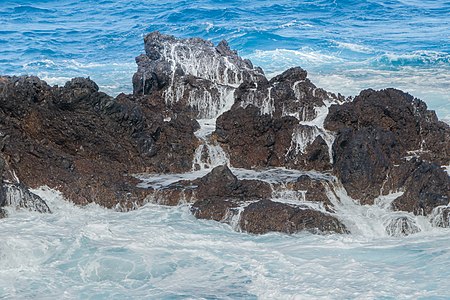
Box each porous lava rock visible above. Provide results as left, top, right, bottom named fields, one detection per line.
left=0, top=75, right=199, bottom=208
left=215, top=66, right=342, bottom=171
left=145, top=165, right=346, bottom=234
left=239, top=200, right=348, bottom=234
left=325, top=88, right=450, bottom=213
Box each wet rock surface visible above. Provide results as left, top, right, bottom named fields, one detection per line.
left=240, top=200, right=348, bottom=234
left=144, top=165, right=346, bottom=234
left=214, top=66, right=343, bottom=171
left=133, top=31, right=265, bottom=119
left=325, top=88, right=450, bottom=211
left=388, top=159, right=450, bottom=216
left=0, top=75, right=198, bottom=209
left=1, top=32, right=449, bottom=235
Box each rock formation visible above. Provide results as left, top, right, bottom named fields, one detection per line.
left=143, top=165, right=347, bottom=234
left=0, top=75, right=198, bottom=210
left=0, top=31, right=449, bottom=235
left=324, top=88, right=450, bottom=212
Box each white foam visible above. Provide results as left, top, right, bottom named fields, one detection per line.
left=333, top=41, right=374, bottom=53
left=443, top=164, right=450, bottom=176
left=0, top=184, right=449, bottom=298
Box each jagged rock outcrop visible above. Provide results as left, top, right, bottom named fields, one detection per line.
left=214, top=67, right=342, bottom=171
left=325, top=89, right=449, bottom=164
left=0, top=75, right=199, bottom=208
left=1, top=32, right=449, bottom=235
left=215, top=104, right=333, bottom=170
left=325, top=88, right=450, bottom=215
left=133, top=31, right=265, bottom=119
left=145, top=165, right=347, bottom=234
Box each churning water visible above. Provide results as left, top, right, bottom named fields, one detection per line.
left=0, top=187, right=449, bottom=299
left=1, top=0, right=450, bottom=298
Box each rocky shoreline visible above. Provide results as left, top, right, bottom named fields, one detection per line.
left=1, top=32, right=449, bottom=235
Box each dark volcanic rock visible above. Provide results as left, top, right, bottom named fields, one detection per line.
left=274, top=175, right=335, bottom=212
left=240, top=200, right=347, bottom=234
left=331, top=127, right=403, bottom=204
left=2, top=32, right=449, bottom=236
left=325, top=88, right=450, bottom=164
left=215, top=105, right=332, bottom=170
left=193, top=165, right=272, bottom=201
left=389, top=159, right=450, bottom=216
left=2, top=183, right=51, bottom=214
left=133, top=31, right=265, bottom=119
left=215, top=66, right=342, bottom=171
left=191, top=198, right=239, bottom=222
left=148, top=165, right=346, bottom=234
left=0, top=75, right=199, bottom=208
left=325, top=88, right=450, bottom=208
left=143, top=165, right=346, bottom=234
left=235, top=67, right=337, bottom=120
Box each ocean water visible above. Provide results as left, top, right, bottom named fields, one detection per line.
left=0, top=187, right=449, bottom=299
left=1, top=0, right=450, bottom=298
left=0, top=0, right=449, bottom=121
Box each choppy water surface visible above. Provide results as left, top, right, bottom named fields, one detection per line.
left=0, top=187, right=449, bottom=299
left=1, top=0, right=450, bottom=298
left=0, top=0, right=449, bottom=121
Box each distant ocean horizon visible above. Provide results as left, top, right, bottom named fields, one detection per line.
left=1, top=1, right=450, bottom=298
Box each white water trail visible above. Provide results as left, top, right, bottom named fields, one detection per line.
left=192, top=118, right=230, bottom=171
left=324, top=180, right=436, bottom=237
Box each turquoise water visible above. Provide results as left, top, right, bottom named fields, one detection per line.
left=0, top=0, right=449, bottom=121
left=1, top=1, right=450, bottom=298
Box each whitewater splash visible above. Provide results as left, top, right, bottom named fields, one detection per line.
left=192, top=119, right=230, bottom=171
left=129, top=32, right=450, bottom=238
left=1, top=186, right=449, bottom=298
left=137, top=166, right=450, bottom=238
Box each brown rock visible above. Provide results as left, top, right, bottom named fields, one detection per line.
left=325, top=88, right=450, bottom=207
left=239, top=200, right=347, bottom=234
left=390, top=159, right=450, bottom=216
left=0, top=75, right=199, bottom=208
left=191, top=198, right=239, bottom=221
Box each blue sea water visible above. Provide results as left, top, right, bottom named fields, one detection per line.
left=1, top=1, right=450, bottom=299
left=0, top=0, right=449, bottom=121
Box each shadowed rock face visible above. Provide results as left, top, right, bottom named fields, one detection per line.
left=388, top=159, right=450, bottom=215
left=325, top=88, right=450, bottom=210
left=326, top=88, right=449, bottom=164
